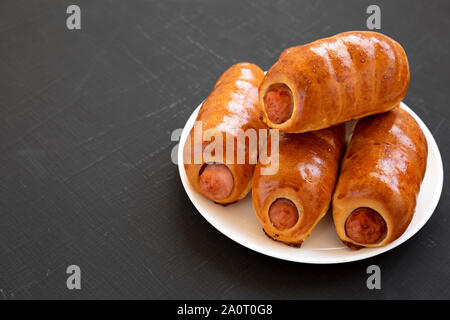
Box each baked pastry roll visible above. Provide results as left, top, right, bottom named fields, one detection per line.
left=252, top=125, right=345, bottom=246
left=332, top=107, right=428, bottom=249
left=184, top=62, right=266, bottom=204
left=259, top=31, right=410, bottom=133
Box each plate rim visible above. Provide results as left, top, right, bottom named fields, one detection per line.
left=178, top=101, right=444, bottom=264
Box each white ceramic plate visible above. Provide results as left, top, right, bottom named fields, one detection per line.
left=178, top=102, right=443, bottom=264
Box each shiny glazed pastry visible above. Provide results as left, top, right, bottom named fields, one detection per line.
left=259, top=31, right=410, bottom=133
left=332, top=107, right=428, bottom=249
left=184, top=62, right=266, bottom=205
left=252, top=125, right=345, bottom=246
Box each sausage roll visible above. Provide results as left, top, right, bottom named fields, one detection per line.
left=184, top=62, right=266, bottom=204
left=332, top=107, right=428, bottom=249
left=252, top=125, right=345, bottom=246
left=259, top=31, right=410, bottom=133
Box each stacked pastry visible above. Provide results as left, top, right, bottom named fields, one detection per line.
left=184, top=31, right=428, bottom=250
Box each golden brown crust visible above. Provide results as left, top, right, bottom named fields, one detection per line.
left=184, top=62, right=267, bottom=204
left=252, top=125, right=345, bottom=245
left=263, top=228, right=303, bottom=248
left=260, top=31, right=410, bottom=133
left=332, top=107, right=428, bottom=248
left=342, top=240, right=364, bottom=250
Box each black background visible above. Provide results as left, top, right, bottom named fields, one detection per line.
left=0, top=0, right=448, bottom=299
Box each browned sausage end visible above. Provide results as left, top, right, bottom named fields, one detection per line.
left=345, top=207, right=387, bottom=244
left=268, top=198, right=299, bottom=230
left=199, top=164, right=234, bottom=201
left=263, top=84, right=293, bottom=124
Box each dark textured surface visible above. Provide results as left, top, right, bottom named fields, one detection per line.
left=0, top=0, right=448, bottom=299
